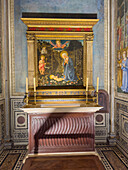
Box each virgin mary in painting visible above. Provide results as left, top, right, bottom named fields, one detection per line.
left=60, top=51, right=77, bottom=81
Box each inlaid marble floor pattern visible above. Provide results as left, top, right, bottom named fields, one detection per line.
left=0, top=145, right=128, bottom=170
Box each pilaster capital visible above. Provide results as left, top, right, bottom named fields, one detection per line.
left=26, top=33, right=35, bottom=41
left=85, top=34, right=94, bottom=41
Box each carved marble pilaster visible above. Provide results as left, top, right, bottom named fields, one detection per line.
left=85, top=34, right=94, bottom=87
left=26, top=33, right=35, bottom=88
left=109, top=0, right=116, bottom=143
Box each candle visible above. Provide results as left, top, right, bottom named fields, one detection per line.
left=86, top=78, right=88, bottom=91
left=26, top=77, right=28, bottom=93
left=96, top=77, right=99, bottom=92
left=34, top=78, right=36, bottom=92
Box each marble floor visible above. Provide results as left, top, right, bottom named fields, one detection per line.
left=0, top=145, right=128, bottom=170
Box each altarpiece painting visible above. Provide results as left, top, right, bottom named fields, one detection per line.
left=37, top=39, right=83, bottom=87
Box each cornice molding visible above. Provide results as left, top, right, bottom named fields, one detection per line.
left=21, top=18, right=99, bottom=29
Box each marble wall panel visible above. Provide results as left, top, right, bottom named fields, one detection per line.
left=115, top=99, right=128, bottom=154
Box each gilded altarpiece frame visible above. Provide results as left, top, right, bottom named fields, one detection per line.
left=21, top=18, right=98, bottom=103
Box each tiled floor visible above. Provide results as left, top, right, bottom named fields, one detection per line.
left=96, top=145, right=128, bottom=170
left=0, top=146, right=27, bottom=170
left=0, top=145, right=128, bottom=170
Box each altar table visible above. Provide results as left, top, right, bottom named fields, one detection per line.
left=21, top=105, right=102, bottom=154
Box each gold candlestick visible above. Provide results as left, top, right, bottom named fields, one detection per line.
left=26, top=77, right=28, bottom=93
left=34, top=77, right=36, bottom=92
left=34, top=92, right=36, bottom=105
left=86, top=91, right=88, bottom=104
left=86, top=78, right=89, bottom=104
left=86, top=78, right=88, bottom=92
left=96, top=92, right=98, bottom=105
left=96, top=77, right=99, bottom=105
left=25, top=77, right=29, bottom=105
left=96, top=77, right=99, bottom=92
left=33, top=77, right=36, bottom=105
left=26, top=92, right=28, bottom=105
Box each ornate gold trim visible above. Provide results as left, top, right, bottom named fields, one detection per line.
left=27, top=25, right=93, bottom=28
left=21, top=18, right=99, bottom=29
left=33, top=88, right=94, bottom=94
left=21, top=18, right=99, bottom=21
left=35, top=35, right=84, bottom=38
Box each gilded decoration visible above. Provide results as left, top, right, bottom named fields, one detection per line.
left=21, top=18, right=99, bottom=28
